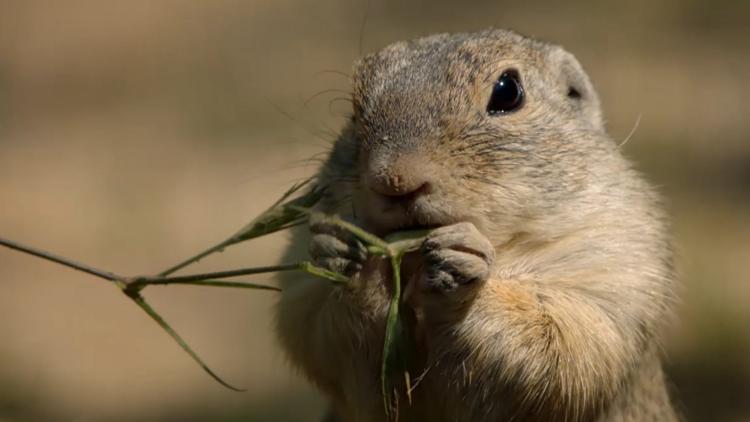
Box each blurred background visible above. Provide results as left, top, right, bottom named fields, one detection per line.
left=0, top=0, right=748, bottom=420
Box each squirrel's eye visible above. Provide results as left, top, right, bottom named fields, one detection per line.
left=486, top=71, right=524, bottom=115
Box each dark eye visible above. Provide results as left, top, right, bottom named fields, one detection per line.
left=567, top=86, right=582, bottom=99
left=486, top=70, right=524, bottom=115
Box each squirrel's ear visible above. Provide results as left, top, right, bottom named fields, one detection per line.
left=549, top=47, right=604, bottom=132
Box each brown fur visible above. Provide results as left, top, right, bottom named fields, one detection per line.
left=275, top=29, right=678, bottom=421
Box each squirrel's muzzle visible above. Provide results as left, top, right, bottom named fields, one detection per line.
left=366, top=152, right=434, bottom=201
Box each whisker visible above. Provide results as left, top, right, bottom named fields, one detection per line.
left=618, top=113, right=642, bottom=149
left=304, top=88, right=353, bottom=107
left=314, top=69, right=353, bottom=80
left=328, top=97, right=355, bottom=117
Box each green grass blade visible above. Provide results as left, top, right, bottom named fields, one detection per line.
left=381, top=253, right=404, bottom=419
left=158, top=242, right=232, bottom=277
left=153, top=264, right=301, bottom=284
left=159, top=181, right=324, bottom=277
left=298, top=261, right=350, bottom=284
left=158, top=279, right=281, bottom=291
left=385, top=229, right=431, bottom=255
left=128, top=293, right=246, bottom=392
left=230, top=183, right=324, bottom=243
left=289, top=207, right=392, bottom=253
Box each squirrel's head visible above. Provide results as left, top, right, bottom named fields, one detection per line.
left=324, top=29, right=620, bottom=239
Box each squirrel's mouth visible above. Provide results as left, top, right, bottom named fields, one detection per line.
left=386, top=222, right=441, bottom=237
left=356, top=194, right=456, bottom=237
left=360, top=214, right=442, bottom=238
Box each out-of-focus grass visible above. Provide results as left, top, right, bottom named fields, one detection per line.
left=0, top=0, right=748, bottom=421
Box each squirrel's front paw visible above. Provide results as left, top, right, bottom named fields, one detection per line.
left=309, top=215, right=367, bottom=277
left=420, top=222, right=494, bottom=295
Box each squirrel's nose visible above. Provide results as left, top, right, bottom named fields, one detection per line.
left=367, top=154, right=432, bottom=200
left=371, top=176, right=430, bottom=199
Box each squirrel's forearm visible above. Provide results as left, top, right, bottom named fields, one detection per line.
left=423, top=278, right=652, bottom=420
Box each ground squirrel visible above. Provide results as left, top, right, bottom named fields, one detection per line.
left=275, top=29, right=678, bottom=421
